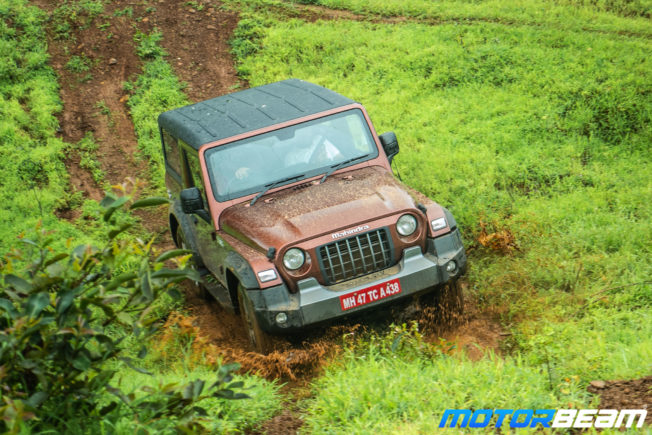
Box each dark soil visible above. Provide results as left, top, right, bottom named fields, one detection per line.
left=588, top=376, right=652, bottom=426
left=250, top=409, right=304, bottom=435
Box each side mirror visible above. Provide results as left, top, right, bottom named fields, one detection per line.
left=379, top=132, right=399, bottom=163
left=180, top=187, right=204, bottom=214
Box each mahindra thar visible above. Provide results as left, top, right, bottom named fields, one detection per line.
left=158, top=79, right=466, bottom=352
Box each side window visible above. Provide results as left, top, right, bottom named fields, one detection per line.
left=162, top=129, right=181, bottom=175
left=185, top=149, right=207, bottom=207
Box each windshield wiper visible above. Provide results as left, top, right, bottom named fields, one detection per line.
left=250, top=174, right=306, bottom=206
left=320, top=154, right=370, bottom=184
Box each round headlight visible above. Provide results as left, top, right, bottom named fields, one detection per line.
left=283, top=248, right=305, bottom=270
left=396, top=214, right=418, bottom=236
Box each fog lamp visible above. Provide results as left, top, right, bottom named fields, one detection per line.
left=275, top=312, right=288, bottom=325
left=446, top=261, right=457, bottom=273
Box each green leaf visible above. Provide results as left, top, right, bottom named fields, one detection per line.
left=0, top=298, right=18, bottom=318
left=151, top=268, right=200, bottom=280
left=103, top=196, right=129, bottom=222
left=104, top=272, right=137, bottom=291
left=100, top=195, right=117, bottom=208
left=25, top=292, right=50, bottom=318
left=130, top=197, right=170, bottom=210
left=166, top=288, right=182, bottom=300
left=72, top=244, right=92, bottom=260
left=108, top=223, right=133, bottom=240
left=141, top=271, right=153, bottom=300
left=56, top=290, right=75, bottom=315
left=116, top=312, right=133, bottom=325
left=119, top=357, right=152, bottom=375
left=192, top=380, right=205, bottom=399
left=4, top=274, right=33, bottom=293
left=226, top=381, right=244, bottom=390
left=26, top=391, right=48, bottom=408
left=137, top=346, right=147, bottom=359
left=99, top=401, right=118, bottom=416
left=218, top=362, right=241, bottom=377
left=72, top=352, right=91, bottom=371
left=43, top=253, right=68, bottom=268
left=155, top=249, right=192, bottom=263
left=107, top=386, right=132, bottom=404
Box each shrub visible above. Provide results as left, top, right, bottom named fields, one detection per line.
left=0, top=194, right=247, bottom=433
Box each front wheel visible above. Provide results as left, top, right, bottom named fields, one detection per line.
left=237, top=284, right=272, bottom=354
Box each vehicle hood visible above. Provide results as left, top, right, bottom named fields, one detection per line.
left=219, top=166, right=420, bottom=252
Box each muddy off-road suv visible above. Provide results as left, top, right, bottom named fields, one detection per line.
left=159, top=79, right=466, bottom=352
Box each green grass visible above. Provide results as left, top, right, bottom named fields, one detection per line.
left=289, top=0, right=651, bottom=34
left=110, top=367, right=282, bottom=433
left=51, top=0, right=104, bottom=40
left=126, top=30, right=189, bottom=191
left=0, top=0, right=86, bottom=248
left=231, top=1, right=651, bottom=430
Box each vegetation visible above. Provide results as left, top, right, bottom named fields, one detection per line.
left=230, top=0, right=651, bottom=430
left=0, top=0, right=82, bottom=246
left=1, top=0, right=649, bottom=431
left=126, top=30, right=189, bottom=190
left=0, top=2, right=280, bottom=432
left=0, top=193, right=253, bottom=432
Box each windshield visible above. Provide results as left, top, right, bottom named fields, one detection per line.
left=204, top=109, right=378, bottom=201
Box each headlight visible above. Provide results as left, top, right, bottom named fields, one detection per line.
left=431, top=217, right=447, bottom=231
left=396, top=214, right=418, bottom=236
left=283, top=248, right=305, bottom=270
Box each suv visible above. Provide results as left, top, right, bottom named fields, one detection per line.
left=158, top=79, right=466, bottom=352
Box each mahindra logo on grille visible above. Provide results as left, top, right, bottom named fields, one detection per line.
left=331, top=225, right=370, bottom=239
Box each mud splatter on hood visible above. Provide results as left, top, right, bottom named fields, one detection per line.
left=220, top=166, right=419, bottom=251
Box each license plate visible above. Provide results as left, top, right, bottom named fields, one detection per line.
left=339, top=278, right=402, bottom=311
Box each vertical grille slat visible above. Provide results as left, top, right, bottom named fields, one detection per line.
left=318, top=228, right=393, bottom=285
left=345, top=238, right=357, bottom=276
left=355, top=237, right=368, bottom=273
left=334, top=242, right=345, bottom=280
left=324, top=244, right=336, bottom=283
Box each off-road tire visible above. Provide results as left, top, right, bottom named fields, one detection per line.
left=175, top=228, right=210, bottom=300
left=237, top=284, right=272, bottom=354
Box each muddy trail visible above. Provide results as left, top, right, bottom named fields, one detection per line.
left=37, top=0, right=503, bottom=391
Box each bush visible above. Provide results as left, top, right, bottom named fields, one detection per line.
left=0, top=194, right=248, bottom=433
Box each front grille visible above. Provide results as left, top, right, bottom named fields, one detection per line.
left=318, top=228, right=393, bottom=284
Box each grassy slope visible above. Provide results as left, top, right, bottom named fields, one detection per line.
left=116, top=30, right=281, bottom=431
left=0, top=2, right=280, bottom=431
left=230, top=0, right=652, bottom=432
left=0, top=0, right=82, bottom=247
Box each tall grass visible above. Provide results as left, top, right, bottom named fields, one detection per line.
left=232, top=1, right=651, bottom=428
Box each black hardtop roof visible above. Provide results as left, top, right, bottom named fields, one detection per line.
left=157, top=79, right=355, bottom=150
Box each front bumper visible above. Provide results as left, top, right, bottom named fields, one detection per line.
left=247, top=228, right=466, bottom=333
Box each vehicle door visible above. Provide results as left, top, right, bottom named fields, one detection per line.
left=181, top=143, right=230, bottom=289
